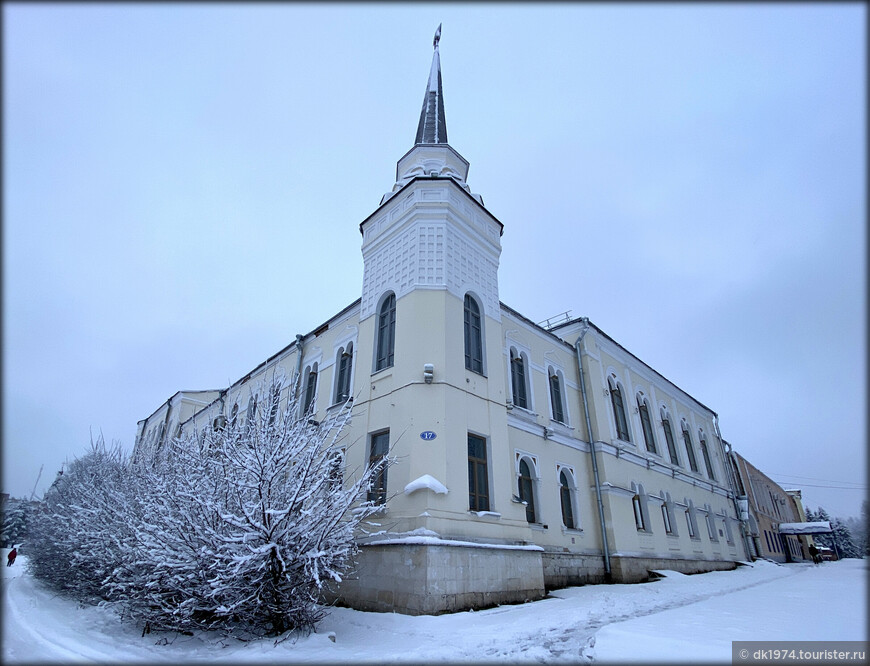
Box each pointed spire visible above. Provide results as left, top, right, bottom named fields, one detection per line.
left=415, top=24, right=448, bottom=145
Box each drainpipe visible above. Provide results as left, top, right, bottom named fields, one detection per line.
left=574, top=318, right=612, bottom=582
left=713, top=417, right=752, bottom=561
left=292, top=334, right=305, bottom=401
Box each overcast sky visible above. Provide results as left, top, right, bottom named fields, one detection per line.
left=4, top=4, right=865, bottom=518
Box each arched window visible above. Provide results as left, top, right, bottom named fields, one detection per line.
left=509, top=348, right=529, bottom=409
left=699, top=432, right=715, bottom=480
left=631, top=482, right=651, bottom=532
left=268, top=383, right=281, bottom=425
left=685, top=499, right=699, bottom=539
left=704, top=504, right=719, bottom=541
left=660, top=493, right=678, bottom=536
left=303, top=363, right=318, bottom=415
left=464, top=294, right=483, bottom=374
left=681, top=421, right=699, bottom=473
left=661, top=408, right=680, bottom=466
left=334, top=342, right=354, bottom=403
left=637, top=395, right=657, bottom=454
left=375, top=293, right=396, bottom=371
left=559, top=468, right=576, bottom=529
left=230, top=403, right=239, bottom=428
left=247, top=395, right=258, bottom=423
left=517, top=458, right=537, bottom=523
left=367, top=430, right=389, bottom=505
left=549, top=367, right=565, bottom=424
left=609, top=377, right=630, bottom=442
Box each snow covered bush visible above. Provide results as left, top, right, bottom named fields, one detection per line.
left=27, top=377, right=386, bottom=639
left=26, top=438, right=133, bottom=603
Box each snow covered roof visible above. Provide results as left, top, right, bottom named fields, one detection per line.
left=778, top=521, right=831, bottom=534
left=414, top=26, right=448, bottom=145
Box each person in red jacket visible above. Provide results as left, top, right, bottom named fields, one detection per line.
left=6, top=546, right=17, bottom=567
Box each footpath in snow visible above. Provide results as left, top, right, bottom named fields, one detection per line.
left=2, top=548, right=866, bottom=663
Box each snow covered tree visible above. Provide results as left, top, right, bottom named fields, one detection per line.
left=111, top=377, right=386, bottom=637
left=28, top=377, right=386, bottom=638
left=1, top=498, right=30, bottom=548
left=26, top=438, right=134, bottom=603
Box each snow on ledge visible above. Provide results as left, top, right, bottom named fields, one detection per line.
left=404, top=474, right=449, bottom=495
left=364, top=535, right=543, bottom=551
left=778, top=521, right=831, bottom=534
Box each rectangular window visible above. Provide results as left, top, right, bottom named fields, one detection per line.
left=367, top=431, right=389, bottom=505
left=686, top=509, right=696, bottom=538
left=467, top=434, right=489, bottom=512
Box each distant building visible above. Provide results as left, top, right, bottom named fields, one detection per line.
left=135, top=29, right=751, bottom=614
left=728, top=451, right=807, bottom=562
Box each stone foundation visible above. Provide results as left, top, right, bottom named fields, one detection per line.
left=609, top=555, right=737, bottom=583
left=542, top=551, right=609, bottom=589
left=330, top=542, right=545, bottom=615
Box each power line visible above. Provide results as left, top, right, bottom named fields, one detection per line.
left=768, top=472, right=865, bottom=486
left=772, top=480, right=867, bottom=490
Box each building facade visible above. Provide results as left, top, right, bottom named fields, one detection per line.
left=135, top=31, right=752, bottom=615
left=729, top=451, right=808, bottom=563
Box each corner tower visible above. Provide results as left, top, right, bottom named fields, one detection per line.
left=360, top=26, right=503, bottom=323
left=355, top=27, right=528, bottom=542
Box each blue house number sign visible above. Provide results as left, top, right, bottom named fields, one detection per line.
left=420, top=431, right=437, bottom=441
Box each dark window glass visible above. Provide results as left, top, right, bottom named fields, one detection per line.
left=662, top=504, right=673, bottom=534
left=682, top=427, right=699, bottom=473
left=367, top=431, right=389, bottom=505
left=464, top=295, right=483, bottom=374
left=559, top=470, right=575, bottom=529
left=467, top=434, right=489, bottom=511
left=376, top=294, right=396, bottom=371
left=610, top=384, right=630, bottom=441
left=303, top=368, right=317, bottom=414
left=549, top=373, right=565, bottom=423
left=639, top=400, right=657, bottom=454
left=700, top=437, right=715, bottom=480
left=518, top=459, right=536, bottom=523
left=510, top=352, right=527, bottom=409
left=662, top=418, right=680, bottom=465
left=335, top=343, right=353, bottom=402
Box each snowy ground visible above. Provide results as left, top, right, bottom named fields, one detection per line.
left=2, top=548, right=866, bottom=664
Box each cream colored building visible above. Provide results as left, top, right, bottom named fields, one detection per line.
left=135, top=32, right=749, bottom=615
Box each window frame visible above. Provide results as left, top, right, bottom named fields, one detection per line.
left=609, top=377, right=630, bottom=442
left=509, top=347, right=530, bottom=410
left=517, top=456, right=538, bottom=523
left=303, top=363, right=318, bottom=415
left=548, top=367, right=566, bottom=424
left=367, top=430, right=389, bottom=505
left=467, top=433, right=490, bottom=512
left=375, top=292, right=396, bottom=372
left=699, top=432, right=715, bottom=480
left=637, top=395, right=657, bottom=454
left=661, top=409, right=680, bottom=466
left=333, top=341, right=354, bottom=404
left=681, top=421, right=699, bottom=473
left=558, top=467, right=578, bottom=530
left=464, top=294, right=484, bottom=375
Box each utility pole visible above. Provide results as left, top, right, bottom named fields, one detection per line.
left=29, top=464, right=44, bottom=501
